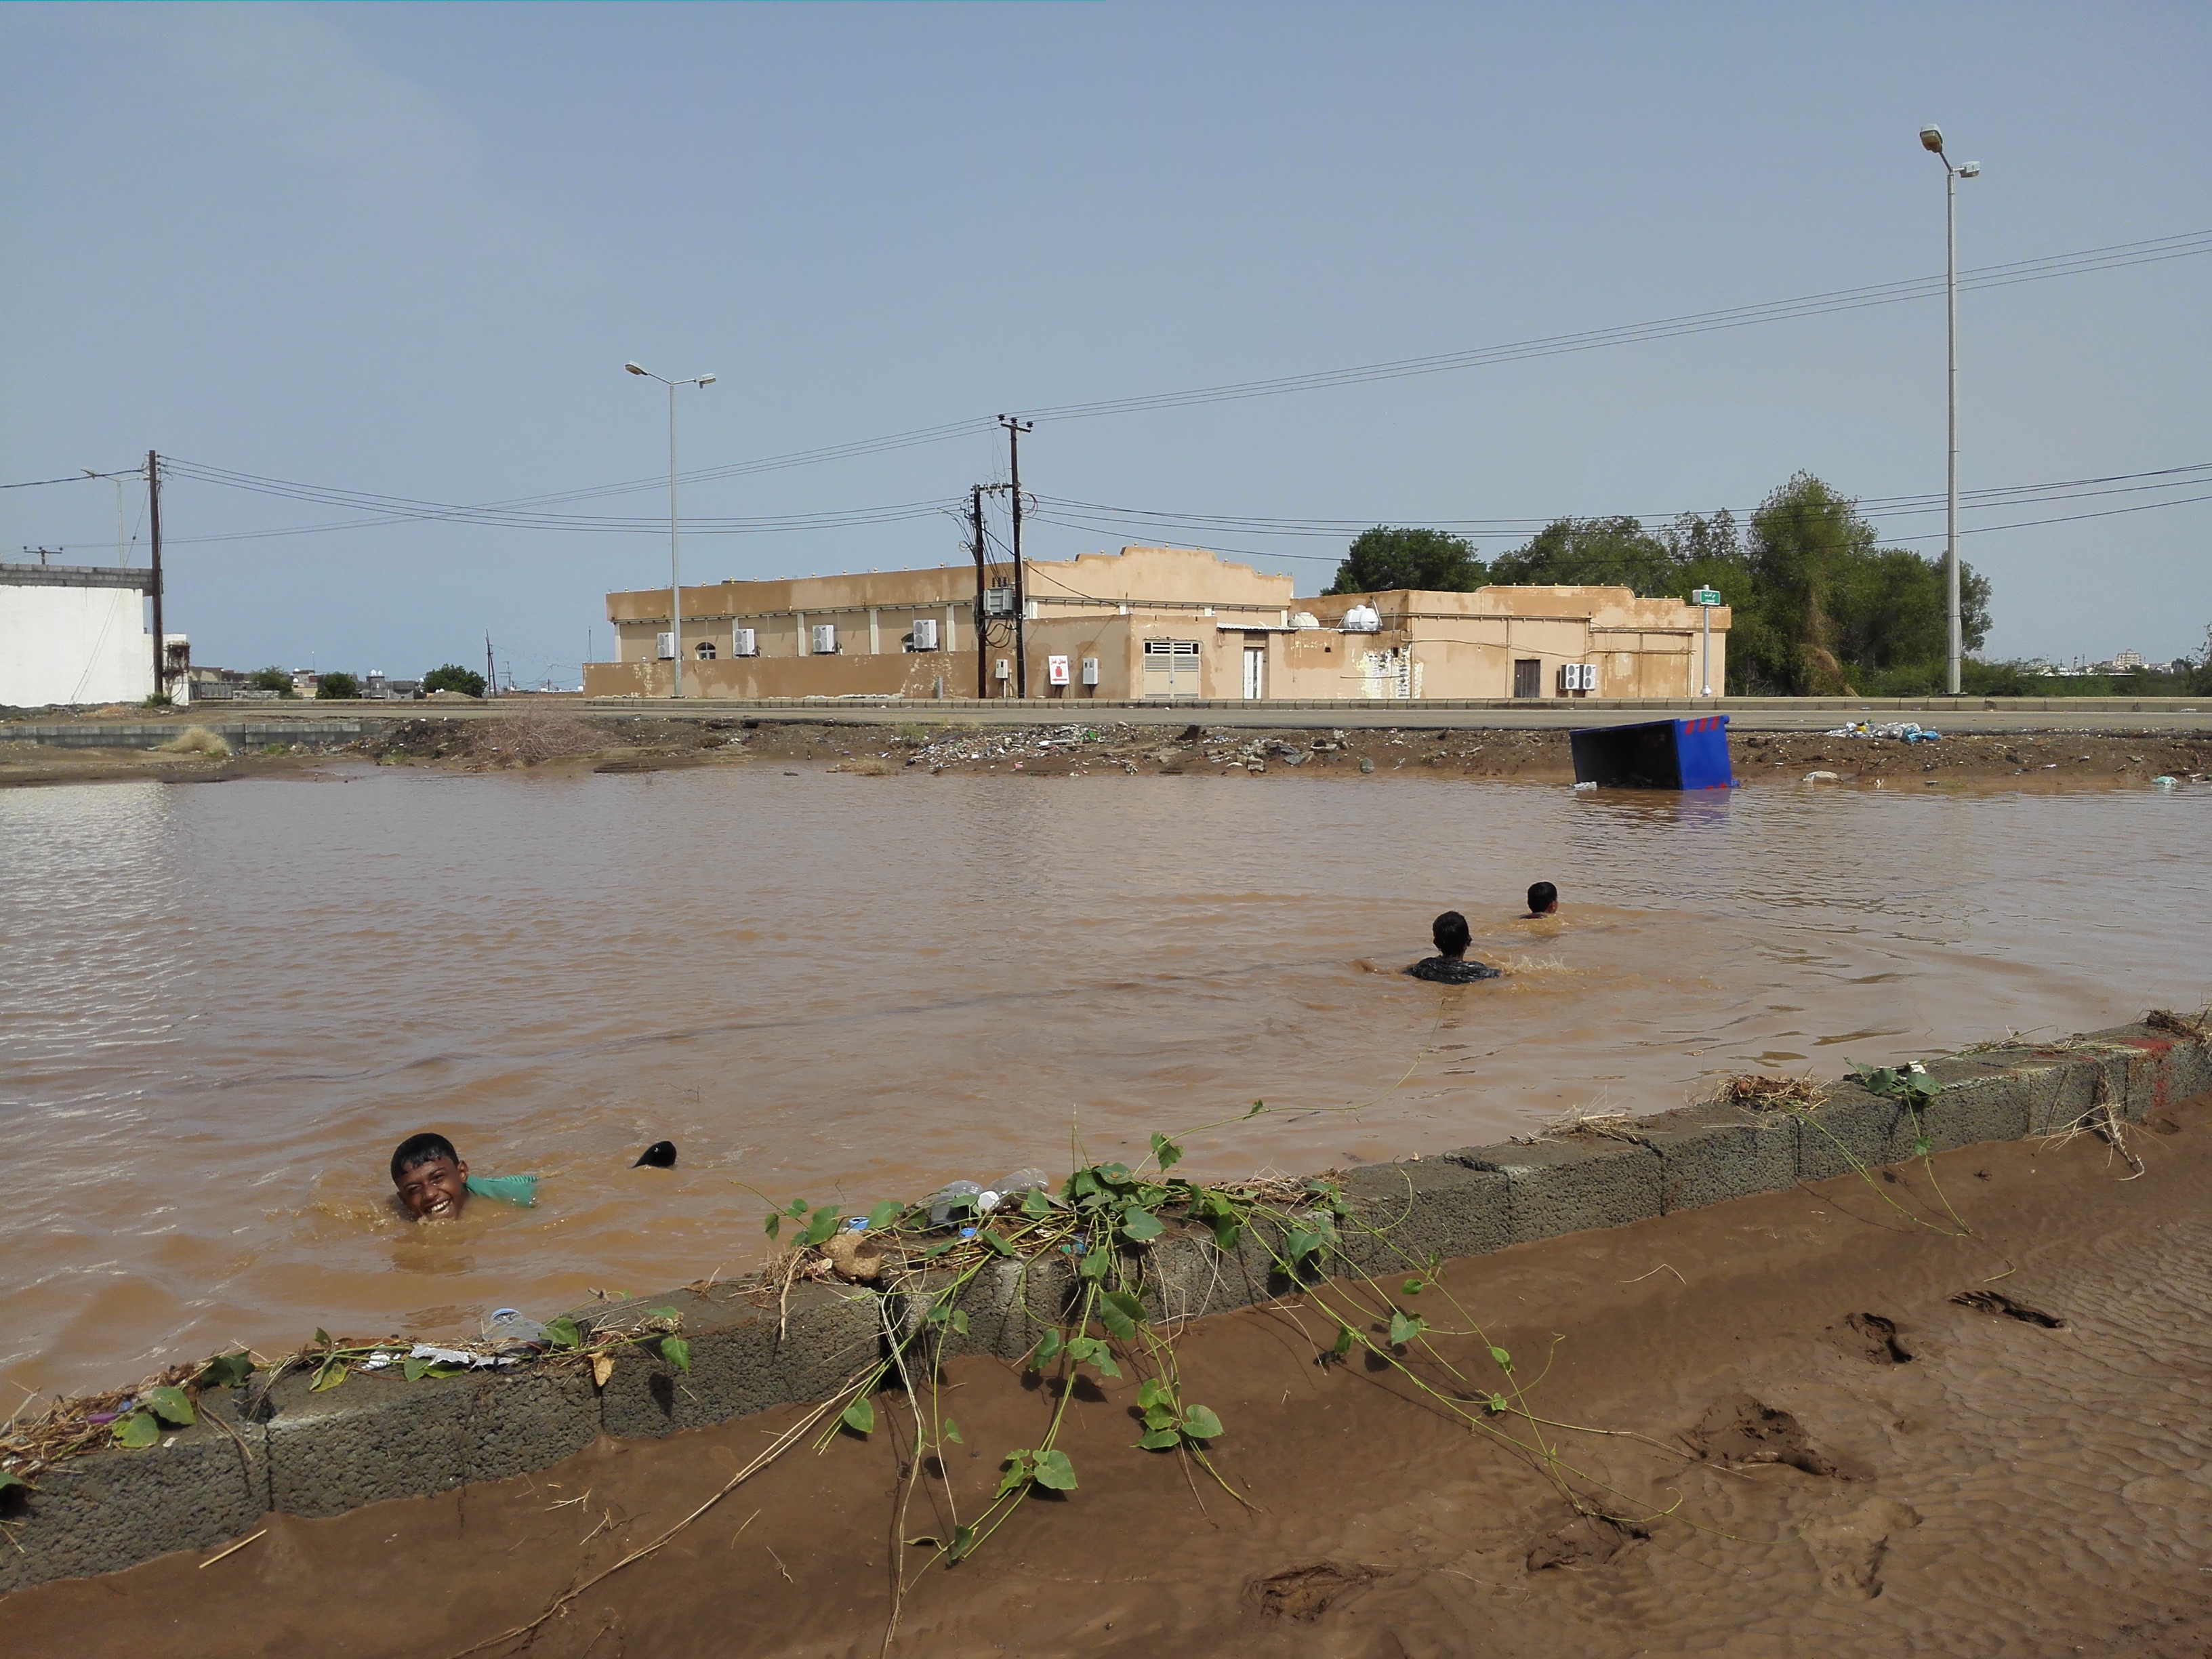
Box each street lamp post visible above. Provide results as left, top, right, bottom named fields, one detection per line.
left=1919, top=125, right=1979, bottom=697
left=625, top=362, right=716, bottom=697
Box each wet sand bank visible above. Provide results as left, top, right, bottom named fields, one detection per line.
left=11, top=1088, right=2209, bottom=1658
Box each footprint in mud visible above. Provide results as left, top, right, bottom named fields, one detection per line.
left=1837, top=1311, right=1914, bottom=1365
left=1949, top=1289, right=2066, bottom=1328
left=1689, top=1394, right=1842, bottom=1476
left=1801, top=1496, right=1921, bottom=1599
left=1248, top=1561, right=1387, bottom=1620
left=1525, top=1511, right=1650, bottom=1572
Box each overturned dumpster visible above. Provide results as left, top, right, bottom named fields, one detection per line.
left=1570, top=715, right=1732, bottom=790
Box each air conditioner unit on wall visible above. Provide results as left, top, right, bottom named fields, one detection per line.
left=910, top=618, right=939, bottom=651
left=656, top=632, right=675, bottom=660
left=1557, top=663, right=1597, bottom=693
left=733, top=628, right=758, bottom=657
left=811, top=623, right=838, bottom=655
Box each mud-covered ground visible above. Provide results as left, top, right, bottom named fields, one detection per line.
left=4, top=712, right=2210, bottom=789
left=12, top=1088, right=2212, bottom=1658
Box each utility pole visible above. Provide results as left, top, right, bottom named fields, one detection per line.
left=970, top=484, right=988, bottom=700
left=485, top=632, right=497, bottom=700
left=998, top=415, right=1033, bottom=699
left=146, top=451, right=165, bottom=703
left=1919, top=125, right=1978, bottom=696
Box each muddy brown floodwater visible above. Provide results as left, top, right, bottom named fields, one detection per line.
left=0, top=765, right=2205, bottom=1402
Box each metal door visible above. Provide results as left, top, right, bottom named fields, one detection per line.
left=1242, top=646, right=1265, bottom=700
left=1513, top=658, right=1541, bottom=699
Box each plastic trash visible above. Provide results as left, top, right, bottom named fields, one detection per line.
left=483, top=1308, right=546, bottom=1345
left=1572, top=780, right=1597, bottom=790
left=926, top=1180, right=984, bottom=1227
left=997, top=1168, right=1053, bottom=1196
left=2153, top=775, right=2179, bottom=787
left=1803, top=770, right=1841, bottom=783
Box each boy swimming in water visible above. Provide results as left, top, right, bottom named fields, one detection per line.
left=391, top=1132, right=537, bottom=1221
left=1525, top=881, right=1559, bottom=917
left=1407, top=910, right=1501, bottom=983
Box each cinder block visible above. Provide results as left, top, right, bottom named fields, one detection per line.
left=1334, top=1159, right=1512, bottom=1271
left=1446, top=1137, right=1660, bottom=1244
left=1626, top=1103, right=1798, bottom=1214
left=1907, top=1055, right=2035, bottom=1151
left=0, top=1391, right=268, bottom=1593
left=584, top=1282, right=882, bottom=1440
left=1136, top=1227, right=1276, bottom=1325
left=1794, top=1082, right=1914, bottom=1182
left=264, top=1361, right=600, bottom=1518
left=895, top=1256, right=1073, bottom=1361
left=2009, top=1042, right=2135, bottom=1134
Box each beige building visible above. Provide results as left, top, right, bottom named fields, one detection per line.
left=582, top=545, right=1727, bottom=702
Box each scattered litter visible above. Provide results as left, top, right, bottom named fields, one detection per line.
left=482, top=1309, right=546, bottom=1345
left=1572, top=779, right=1597, bottom=790
left=2152, top=775, right=2178, bottom=787
left=359, top=1343, right=519, bottom=1372
left=926, top=1181, right=984, bottom=1227
left=1825, top=721, right=1941, bottom=742
left=1803, top=771, right=1841, bottom=783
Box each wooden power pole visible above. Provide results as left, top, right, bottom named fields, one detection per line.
left=998, top=415, right=1033, bottom=698
left=146, top=451, right=165, bottom=701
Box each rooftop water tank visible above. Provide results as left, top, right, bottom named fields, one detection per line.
left=1341, top=605, right=1381, bottom=633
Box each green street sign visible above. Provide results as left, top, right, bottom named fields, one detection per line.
left=1691, top=588, right=1723, bottom=607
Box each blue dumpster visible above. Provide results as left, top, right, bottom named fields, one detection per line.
left=1570, top=715, right=1733, bottom=790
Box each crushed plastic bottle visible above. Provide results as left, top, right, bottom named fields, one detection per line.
left=997, top=1168, right=1053, bottom=1196
left=482, top=1308, right=546, bottom=1345
left=926, top=1180, right=984, bottom=1227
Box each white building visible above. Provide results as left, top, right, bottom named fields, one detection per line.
left=0, top=560, right=186, bottom=708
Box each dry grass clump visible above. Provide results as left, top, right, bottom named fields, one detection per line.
left=1, top=1358, right=205, bottom=1484
left=834, top=756, right=893, bottom=776
left=467, top=711, right=606, bottom=766
left=156, top=725, right=231, bottom=758
left=1539, top=1106, right=1641, bottom=1141
left=1710, top=1073, right=1827, bottom=1112
left=2148, top=1008, right=2211, bottom=1042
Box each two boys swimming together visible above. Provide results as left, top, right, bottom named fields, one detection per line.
left=1407, top=882, right=1558, bottom=985
left=390, top=888, right=1559, bottom=1223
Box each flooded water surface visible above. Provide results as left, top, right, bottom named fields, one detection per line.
left=1, top=764, right=2205, bottom=1398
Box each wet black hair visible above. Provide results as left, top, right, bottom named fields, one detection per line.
left=1431, top=910, right=1472, bottom=956
left=1527, top=882, right=1558, bottom=914
left=391, top=1132, right=460, bottom=1185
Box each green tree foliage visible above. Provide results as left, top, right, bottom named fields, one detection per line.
left=421, top=663, right=487, bottom=697
left=314, top=671, right=361, bottom=700
left=1324, top=527, right=1488, bottom=595
left=1488, top=515, right=1679, bottom=594
left=248, top=665, right=296, bottom=697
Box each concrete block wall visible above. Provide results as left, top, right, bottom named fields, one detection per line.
left=3, top=1019, right=2204, bottom=1595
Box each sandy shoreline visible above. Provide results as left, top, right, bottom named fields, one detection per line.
left=9, top=1088, right=2209, bottom=1656
left=3, top=714, right=2209, bottom=790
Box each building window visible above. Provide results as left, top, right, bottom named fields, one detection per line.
left=695, top=640, right=716, bottom=660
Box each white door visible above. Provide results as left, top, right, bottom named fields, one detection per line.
left=1242, top=646, right=1266, bottom=700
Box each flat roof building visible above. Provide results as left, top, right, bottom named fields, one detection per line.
left=583, top=544, right=1727, bottom=703
left=1, top=561, right=187, bottom=708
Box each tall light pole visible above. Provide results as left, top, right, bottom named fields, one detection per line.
left=1919, top=126, right=1979, bottom=696
left=625, top=362, right=716, bottom=697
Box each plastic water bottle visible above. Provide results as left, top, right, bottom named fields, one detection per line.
left=926, top=1180, right=983, bottom=1227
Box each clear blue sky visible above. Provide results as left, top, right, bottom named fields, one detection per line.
left=5, top=1, right=2207, bottom=683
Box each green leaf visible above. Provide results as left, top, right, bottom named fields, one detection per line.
left=1135, top=1427, right=1181, bottom=1450
left=0, top=1468, right=28, bottom=1494
left=312, top=1328, right=332, bottom=1348
left=1078, top=1246, right=1110, bottom=1282
left=1096, top=1162, right=1130, bottom=1185
left=142, top=1385, right=197, bottom=1428
left=1149, top=1132, right=1184, bottom=1172
left=802, top=1205, right=842, bottom=1248
left=786, top=1199, right=811, bottom=1218
left=543, top=1315, right=581, bottom=1350
left=1402, top=1277, right=1427, bottom=1296
left=1487, top=1393, right=1509, bottom=1414
left=1141, top=1404, right=1178, bottom=1431
left=941, top=1416, right=962, bottom=1445
left=1020, top=1189, right=1053, bottom=1220
left=950, top=1308, right=970, bottom=1336
left=114, top=1412, right=159, bottom=1448
left=842, top=1397, right=876, bottom=1435
left=1070, top=1168, right=1100, bottom=1201
left=867, top=1200, right=904, bottom=1231
left=310, top=1359, right=347, bottom=1392
left=1331, top=1323, right=1354, bottom=1358
left=1246, top=1099, right=1267, bottom=1117
left=1388, top=1311, right=1425, bottom=1347
left=1030, top=1330, right=1063, bottom=1368
left=200, top=1351, right=255, bottom=1389
left=1287, top=1227, right=1323, bottom=1265
left=1912, top=1136, right=1932, bottom=1158
left=1120, top=1208, right=1164, bottom=1243
left=1136, top=1377, right=1172, bottom=1410
left=1031, top=1449, right=1078, bottom=1491
left=659, top=1336, right=692, bottom=1373
left=981, top=1230, right=1019, bottom=1258
left=403, top=1355, right=431, bottom=1382
left=1179, top=1404, right=1224, bottom=1440
left=1099, top=1291, right=1145, bottom=1340
left=1090, top=1350, right=1121, bottom=1379
left=1210, top=1215, right=1242, bottom=1252
left=764, top=1212, right=781, bottom=1240
left=1488, top=1345, right=1514, bottom=1373
left=949, top=1524, right=977, bottom=1561
left=425, top=1361, right=468, bottom=1378
left=995, top=1454, right=1033, bottom=1498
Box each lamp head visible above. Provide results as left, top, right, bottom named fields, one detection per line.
left=1959, top=161, right=1980, bottom=178
left=1919, top=125, right=1944, bottom=155
left=623, top=362, right=648, bottom=376
left=696, top=374, right=717, bottom=387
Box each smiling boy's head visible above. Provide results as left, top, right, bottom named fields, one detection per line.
left=391, top=1132, right=469, bottom=1221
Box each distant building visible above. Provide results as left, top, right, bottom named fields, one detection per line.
left=2106, top=649, right=2146, bottom=671
left=0, top=560, right=188, bottom=707
left=583, top=545, right=1728, bottom=703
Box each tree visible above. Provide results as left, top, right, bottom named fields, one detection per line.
left=422, top=663, right=487, bottom=697
left=248, top=665, right=296, bottom=697
left=315, top=671, right=361, bottom=700
left=1325, top=527, right=1488, bottom=595
left=1490, top=516, right=1683, bottom=595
